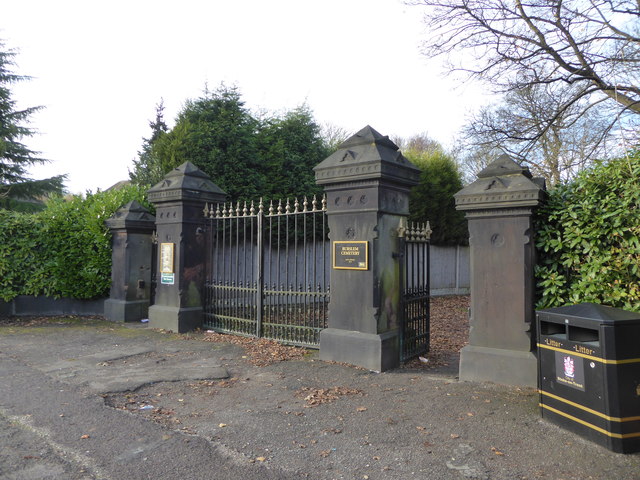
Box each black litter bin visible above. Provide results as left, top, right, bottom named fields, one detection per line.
left=537, top=303, right=640, bottom=453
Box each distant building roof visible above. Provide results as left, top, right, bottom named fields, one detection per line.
left=105, top=180, right=131, bottom=191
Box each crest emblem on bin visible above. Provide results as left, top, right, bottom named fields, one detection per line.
left=563, top=356, right=575, bottom=378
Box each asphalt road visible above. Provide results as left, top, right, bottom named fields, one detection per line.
left=0, top=318, right=638, bottom=480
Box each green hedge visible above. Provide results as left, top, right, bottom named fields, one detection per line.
left=535, top=150, right=640, bottom=312
left=0, top=185, right=151, bottom=301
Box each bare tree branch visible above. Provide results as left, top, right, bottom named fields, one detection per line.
left=412, top=0, right=640, bottom=119
left=459, top=83, right=618, bottom=185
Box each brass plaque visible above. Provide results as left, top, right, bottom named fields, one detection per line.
left=160, top=243, right=175, bottom=274
left=333, top=241, right=368, bottom=270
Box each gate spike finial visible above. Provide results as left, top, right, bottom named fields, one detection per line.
left=216, top=203, right=222, bottom=218
left=303, top=196, right=309, bottom=213
left=294, top=197, right=300, bottom=213
left=311, top=195, right=317, bottom=212
left=285, top=198, right=291, bottom=214
left=243, top=201, right=248, bottom=217
left=424, top=221, right=432, bottom=241
left=397, top=217, right=407, bottom=238
left=277, top=199, right=283, bottom=215
left=269, top=200, right=274, bottom=216
left=259, top=197, right=264, bottom=215
left=322, top=194, right=327, bottom=211
left=203, top=203, right=210, bottom=218
left=250, top=200, right=255, bottom=216
left=236, top=201, right=241, bottom=217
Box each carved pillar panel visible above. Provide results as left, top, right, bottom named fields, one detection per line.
left=455, top=155, right=545, bottom=387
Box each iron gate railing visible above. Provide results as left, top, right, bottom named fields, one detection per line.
left=203, top=196, right=329, bottom=347
left=399, top=222, right=432, bottom=362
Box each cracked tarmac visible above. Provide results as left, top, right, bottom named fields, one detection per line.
left=0, top=317, right=639, bottom=480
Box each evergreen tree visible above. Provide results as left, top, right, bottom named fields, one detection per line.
left=256, top=105, right=329, bottom=201
left=0, top=40, right=65, bottom=210
left=153, top=85, right=264, bottom=200
left=147, top=86, right=330, bottom=202
left=402, top=136, right=468, bottom=245
left=129, top=99, right=168, bottom=187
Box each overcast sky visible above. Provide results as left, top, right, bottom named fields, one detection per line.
left=3, top=0, right=489, bottom=194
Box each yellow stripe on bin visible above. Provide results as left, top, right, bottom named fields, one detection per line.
left=537, top=343, right=640, bottom=365
left=539, top=390, right=640, bottom=422
left=540, top=404, right=640, bottom=439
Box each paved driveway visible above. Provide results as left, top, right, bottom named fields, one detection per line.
left=0, top=318, right=638, bottom=479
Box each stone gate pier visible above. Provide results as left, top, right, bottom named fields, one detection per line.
left=314, top=126, right=420, bottom=372
left=455, top=155, right=545, bottom=387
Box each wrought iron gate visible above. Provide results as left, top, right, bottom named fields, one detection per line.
left=203, top=196, right=329, bottom=347
left=399, top=222, right=431, bottom=362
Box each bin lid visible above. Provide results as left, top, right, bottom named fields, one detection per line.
left=537, top=302, right=640, bottom=325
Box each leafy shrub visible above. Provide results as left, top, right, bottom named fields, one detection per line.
left=535, top=150, right=640, bottom=311
left=0, top=184, right=151, bottom=301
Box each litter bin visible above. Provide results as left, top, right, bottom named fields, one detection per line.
left=536, top=303, right=640, bottom=453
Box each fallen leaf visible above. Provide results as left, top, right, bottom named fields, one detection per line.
left=80, top=434, right=90, bottom=439
left=320, top=450, right=331, bottom=458
left=356, top=406, right=368, bottom=412
left=491, top=447, right=505, bottom=456
left=256, top=456, right=266, bottom=462
left=218, top=423, right=227, bottom=428
left=450, top=434, right=460, bottom=439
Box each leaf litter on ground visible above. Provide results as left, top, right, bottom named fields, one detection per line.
left=296, top=386, right=363, bottom=407
left=403, top=295, right=470, bottom=369
left=201, top=331, right=308, bottom=366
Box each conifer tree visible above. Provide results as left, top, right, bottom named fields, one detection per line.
left=129, top=99, right=168, bottom=187
left=0, top=40, right=65, bottom=209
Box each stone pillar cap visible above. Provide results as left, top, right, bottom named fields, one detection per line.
left=455, top=154, right=545, bottom=211
left=105, top=200, right=155, bottom=231
left=314, top=125, right=420, bottom=187
left=148, top=161, right=226, bottom=204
